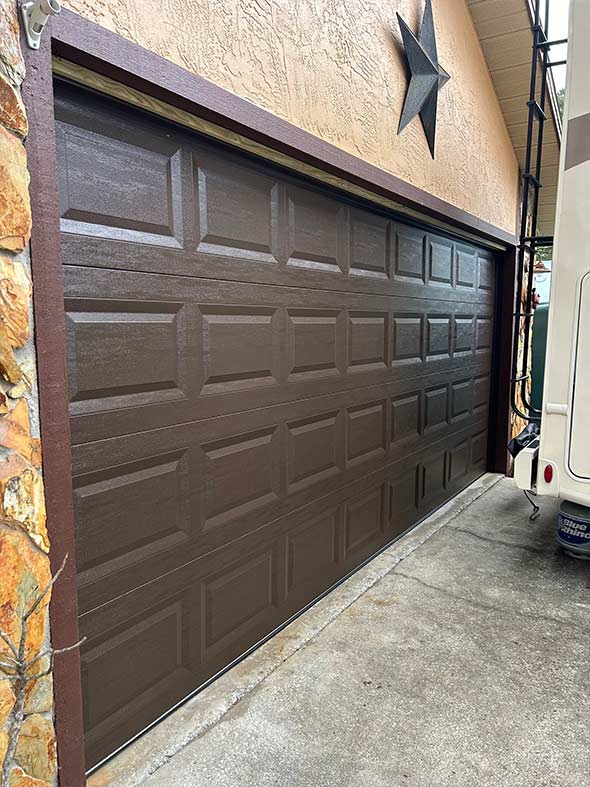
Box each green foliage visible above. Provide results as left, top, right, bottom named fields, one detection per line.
left=557, top=87, right=565, bottom=119
left=536, top=245, right=552, bottom=262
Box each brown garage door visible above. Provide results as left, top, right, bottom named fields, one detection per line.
left=55, top=80, right=497, bottom=768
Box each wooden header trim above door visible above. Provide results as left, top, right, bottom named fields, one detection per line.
left=52, top=56, right=507, bottom=252
left=49, top=9, right=516, bottom=249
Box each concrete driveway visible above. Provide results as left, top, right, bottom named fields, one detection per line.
left=92, top=475, right=590, bottom=787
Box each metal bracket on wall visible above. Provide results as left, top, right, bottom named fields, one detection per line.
left=21, top=0, right=61, bottom=50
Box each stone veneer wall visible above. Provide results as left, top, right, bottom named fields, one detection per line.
left=0, top=2, right=57, bottom=785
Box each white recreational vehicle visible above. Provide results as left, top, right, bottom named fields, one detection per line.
left=515, top=0, right=590, bottom=555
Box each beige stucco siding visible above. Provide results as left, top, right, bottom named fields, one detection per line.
left=62, top=0, right=519, bottom=235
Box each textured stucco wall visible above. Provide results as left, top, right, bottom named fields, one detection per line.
left=63, top=0, right=520, bottom=235
left=0, top=2, right=57, bottom=786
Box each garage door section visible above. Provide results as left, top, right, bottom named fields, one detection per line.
left=55, top=80, right=497, bottom=768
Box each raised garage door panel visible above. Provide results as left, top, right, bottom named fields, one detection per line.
left=55, top=81, right=497, bottom=769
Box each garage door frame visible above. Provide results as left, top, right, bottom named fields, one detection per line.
left=22, top=10, right=516, bottom=785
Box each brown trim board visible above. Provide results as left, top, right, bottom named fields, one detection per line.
left=488, top=246, right=517, bottom=475
left=20, top=9, right=517, bottom=785
left=50, top=8, right=516, bottom=248
left=50, top=56, right=503, bottom=252
left=21, top=26, right=86, bottom=787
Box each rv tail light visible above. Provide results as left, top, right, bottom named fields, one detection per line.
left=544, top=464, right=554, bottom=484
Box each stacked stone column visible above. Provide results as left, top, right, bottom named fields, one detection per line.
left=0, top=2, right=57, bottom=785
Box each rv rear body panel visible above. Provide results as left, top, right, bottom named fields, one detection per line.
left=537, top=0, right=590, bottom=504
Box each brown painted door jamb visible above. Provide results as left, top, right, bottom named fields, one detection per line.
left=21, top=26, right=87, bottom=787
left=488, top=246, right=517, bottom=474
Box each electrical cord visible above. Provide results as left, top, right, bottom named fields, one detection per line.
left=524, top=490, right=540, bottom=521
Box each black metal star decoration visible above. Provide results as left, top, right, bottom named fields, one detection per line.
left=397, top=0, right=450, bottom=158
